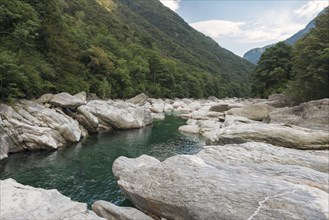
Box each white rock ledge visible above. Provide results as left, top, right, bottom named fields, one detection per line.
left=0, top=93, right=153, bottom=160
left=0, top=178, right=104, bottom=220
left=112, top=142, right=329, bottom=220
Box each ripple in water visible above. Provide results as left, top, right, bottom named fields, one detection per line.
left=0, top=115, right=205, bottom=207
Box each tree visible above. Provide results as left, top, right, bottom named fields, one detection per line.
left=251, top=42, right=293, bottom=98
left=0, top=0, right=41, bottom=49
left=85, top=46, right=114, bottom=77
left=0, top=51, right=28, bottom=99
left=0, top=0, right=254, bottom=100
left=286, top=7, right=329, bottom=102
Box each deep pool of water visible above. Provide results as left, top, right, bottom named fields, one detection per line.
left=0, top=115, right=204, bottom=206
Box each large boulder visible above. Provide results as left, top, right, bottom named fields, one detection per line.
left=74, top=91, right=87, bottom=103
left=149, top=99, right=165, bottom=113
left=267, top=94, right=291, bottom=108
left=92, top=200, right=153, bottom=220
left=0, top=101, right=82, bottom=156
left=267, top=98, right=329, bottom=131
left=113, top=142, right=329, bottom=220
left=37, top=93, right=53, bottom=104
left=203, top=122, right=329, bottom=150
left=77, top=105, right=101, bottom=133
left=80, top=100, right=152, bottom=129
left=0, top=179, right=103, bottom=220
left=126, top=93, right=148, bottom=106
left=178, top=125, right=200, bottom=134
left=226, top=103, right=275, bottom=121
left=49, top=92, right=85, bottom=109
left=198, top=142, right=329, bottom=174
left=0, top=104, right=64, bottom=152
left=20, top=100, right=82, bottom=142
left=209, top=104, right=229, bottom=112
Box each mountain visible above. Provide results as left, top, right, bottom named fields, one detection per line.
left=243, top=15, right=317, bottom=64
left=0, top=0, right=254, bottom=101
left=284, top=18, right=316, bottom=45
left=242, top=45, right=272, bottom=65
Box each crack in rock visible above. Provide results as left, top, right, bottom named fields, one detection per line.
left=247, top=190, right=297, bottom=220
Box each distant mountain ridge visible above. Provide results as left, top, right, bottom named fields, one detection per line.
left=243, top=13, right=319, bottom=64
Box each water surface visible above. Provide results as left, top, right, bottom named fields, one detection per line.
left=0, top=115, right=204, bottom=206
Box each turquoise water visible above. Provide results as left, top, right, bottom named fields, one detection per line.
left=0, top=115, right=204, bottom=206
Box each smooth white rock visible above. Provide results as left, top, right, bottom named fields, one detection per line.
left=226, top=103, right=275, bottom=121
left=178, top=125, right=200, bottom=134
left=50, top=92, right=85, bottom=108
left=74, top=91, right=87, bottom=103
left=204, top=122, right=329, bottom=149
left=0, top=179, right=104, bottom=220
left=92, top=200, right=153, bottom=220
left=268, top=98, right=329, bottom=131
left=113, top=143, right=329, bottom=220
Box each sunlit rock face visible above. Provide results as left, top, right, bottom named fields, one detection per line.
left=113, top=142, right=329, bottom=220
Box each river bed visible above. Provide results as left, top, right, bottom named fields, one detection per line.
left=0, top=115, right=204, bottom=206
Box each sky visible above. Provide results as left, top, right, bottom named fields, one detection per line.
left=159, top=0, right=328, bottom=56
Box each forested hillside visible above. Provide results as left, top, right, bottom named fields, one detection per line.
left=0, top=0, right=254, bottom=101
left=251, top=7, right=329, bottom=103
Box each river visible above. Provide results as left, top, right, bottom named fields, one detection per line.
left=0, top=115, right=204, bottom=207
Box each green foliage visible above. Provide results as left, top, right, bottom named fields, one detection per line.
left=251, top=7, right=329, bottom=102
left=286, top=7, right=329, bottom=102
left=0, top=51, right=26, bottom=99
left=251, top=42, right=293, bottom=98
left=0, top=50, right=46, bottom=100
left=0, top=0, right=254, bottom=101
left=0, top=0, right=41, bottom=48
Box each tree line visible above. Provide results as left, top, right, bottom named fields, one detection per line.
left=0, top=0, right=254, bottom=102
left=251, top=7, right=329, bottom=103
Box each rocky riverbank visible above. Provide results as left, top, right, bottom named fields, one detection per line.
left=109, top=95, right=329, bottom=220
left=1, top=93, right=329, bottom=219
left=0, top=92, right=153, bottom=160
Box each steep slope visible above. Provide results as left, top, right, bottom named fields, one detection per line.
left=242, top=45, right=272, bottom=65
left=0, top=0, right=254, bottom=100
left=243, top=15, right=317, bottom=64
left=285, top=19, right=316, bottom=45
left=118, top=0, right=253, bottom=81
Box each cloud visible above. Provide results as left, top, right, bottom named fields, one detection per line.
left=159, top=0, right=181, bottom=12
left=190, top=18, right=304, bottom=43
left=190, top=20, right=245, bottom=38
left=295, top=0, right=328, bottom=18
left=189, top=1, right=327, bottom=56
